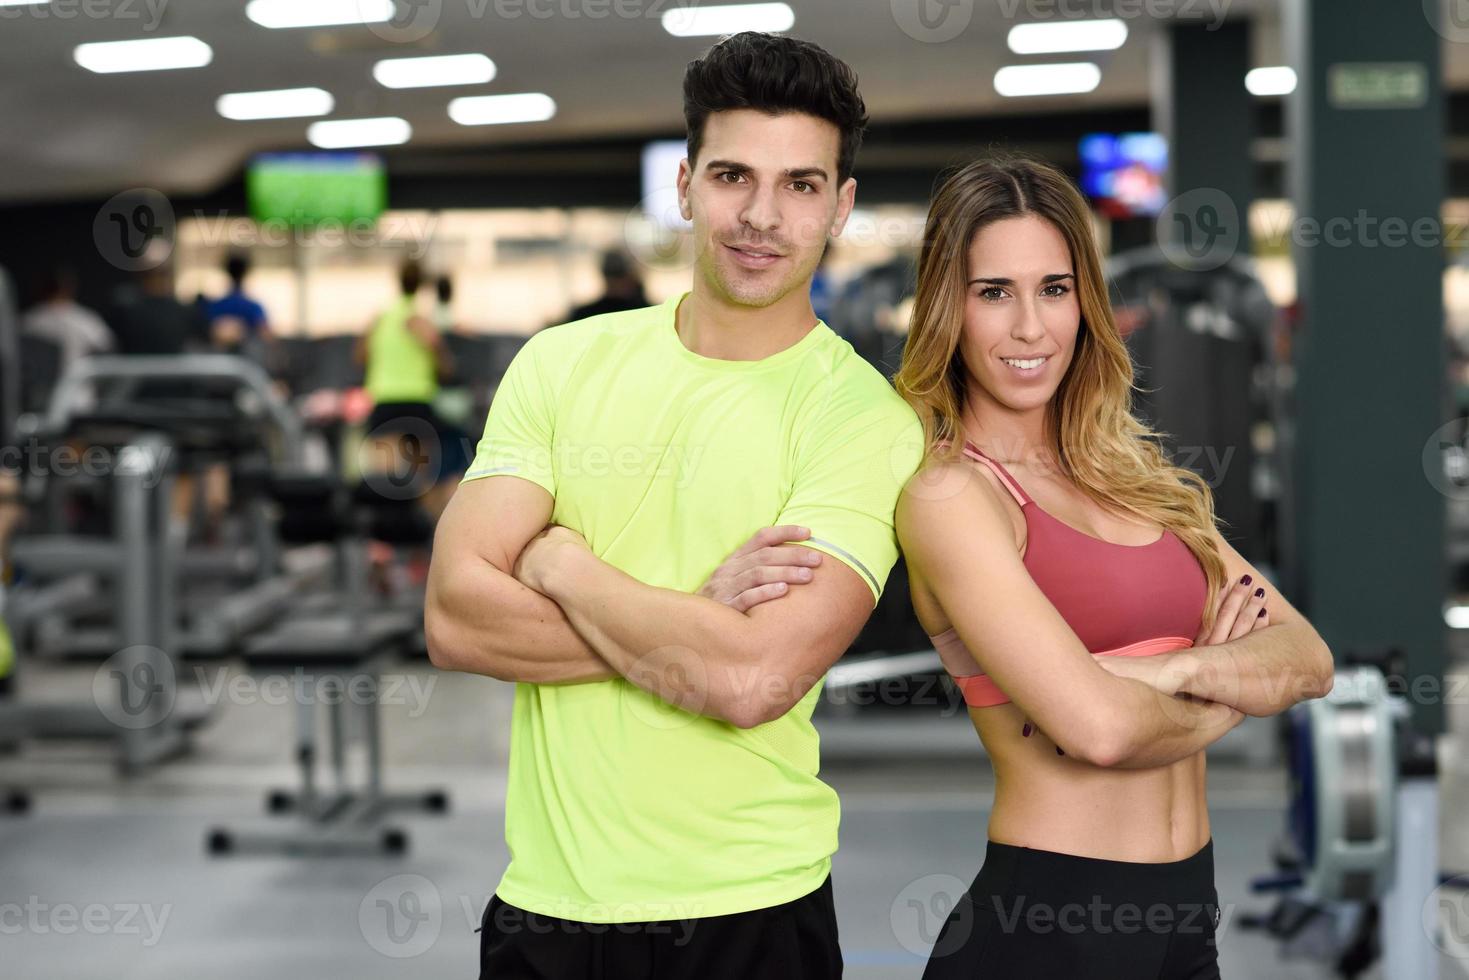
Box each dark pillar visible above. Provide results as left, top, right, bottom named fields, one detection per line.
left=1286, top=0, right=1446, bottom=735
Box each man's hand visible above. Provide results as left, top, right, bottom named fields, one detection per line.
left=512, top=524, right=590, bottom=595
left=697, top=525, right=826, bottom=613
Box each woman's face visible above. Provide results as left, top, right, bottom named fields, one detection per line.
left=958, top=214, right=1081, bottom=418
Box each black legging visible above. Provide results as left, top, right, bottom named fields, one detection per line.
left=922, top=838, right=1221, bottom=980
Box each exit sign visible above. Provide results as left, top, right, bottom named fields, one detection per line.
left=1327, top=62, right=1429, bottom=109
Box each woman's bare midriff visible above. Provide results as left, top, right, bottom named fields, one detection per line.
left=971, top=701, right=1210, bottom=863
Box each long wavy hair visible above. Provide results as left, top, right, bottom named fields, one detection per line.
left=895, top=155, right=1227, bottom=633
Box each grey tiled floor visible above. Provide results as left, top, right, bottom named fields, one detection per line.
left=2, top=660, right=1467, bottom=979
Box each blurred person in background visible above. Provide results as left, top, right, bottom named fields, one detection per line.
left=105, top=245, right=207, bottom=356
left=104, top=245, right=224, bottom=535
left=204, top=251, right=273, bottom=362
left=355, top=259, right=459, bottom=521
left=21, top=266, right=114, bottom=376
left=561, top=247, right=648, bottom=323
left=434, top=274, right=457, bottom=334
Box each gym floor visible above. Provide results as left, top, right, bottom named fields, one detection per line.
left=4, top=647, right=1467, bottom=980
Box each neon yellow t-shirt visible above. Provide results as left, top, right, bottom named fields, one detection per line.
left=364, top=295, right=438, bottom=405
left=462, top=292, right=924, bottom=923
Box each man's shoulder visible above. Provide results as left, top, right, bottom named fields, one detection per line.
left=810, top=332, right=921, bottom=429
left=541, top=302, right=661, bottom=341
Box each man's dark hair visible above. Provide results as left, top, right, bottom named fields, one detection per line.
left=683, top=32, right=868, bottom=185
left=225, top=251, right=250, bottom=285
left=399, top=260, right=422, bottom=296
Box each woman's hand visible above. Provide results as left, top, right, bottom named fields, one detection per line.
left=512, top=524, right=590, bottom=595
left=1195, top=574, right=1271, bottom=647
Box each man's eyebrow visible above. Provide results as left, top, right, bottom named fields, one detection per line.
left=701, top=160, right=829, bottom=182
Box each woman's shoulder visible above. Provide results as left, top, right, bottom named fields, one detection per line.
left=899, top=448, right=1027, bottom=551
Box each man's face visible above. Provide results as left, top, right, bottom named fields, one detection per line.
left=678, top=109, right=856, bottom=310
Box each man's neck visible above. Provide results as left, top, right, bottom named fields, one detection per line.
left=676, top=281, right=818, bottom=362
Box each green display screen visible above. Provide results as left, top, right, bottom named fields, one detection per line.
left=246, top=152, right=387, bottom=227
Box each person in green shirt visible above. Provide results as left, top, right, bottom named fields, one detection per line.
left=355, top=260, right=458, bottom=519
left=426, top=32, right=924, bottom=979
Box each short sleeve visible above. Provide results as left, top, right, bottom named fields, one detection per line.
left=776, top=400, right=925, bottom=605
left=462, top=335, right=557, bottom=497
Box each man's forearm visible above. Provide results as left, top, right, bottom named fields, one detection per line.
left=1104, top=678, right=1245, bottom=769
left=538, top=546, right=778, bottom=727
left=424, top=558, right=616, bottom=684
left=1174, top=624, right=1333, bottom=717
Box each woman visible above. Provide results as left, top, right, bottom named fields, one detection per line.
left=894, top=157, right=1334, bottom=978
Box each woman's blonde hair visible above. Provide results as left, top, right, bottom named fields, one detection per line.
left=894, top=154, right=1227, bottom=633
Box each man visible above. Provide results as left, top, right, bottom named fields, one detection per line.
left=426, top=32, right=923, bottom=979
left=561, top=248, right=649, bottom=324
left=21, top=267, right=114, bottom=376
left=204, top=251, right=274, bottom=363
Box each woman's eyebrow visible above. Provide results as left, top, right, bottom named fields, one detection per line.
left=966, top=273, right=1076, bottom=286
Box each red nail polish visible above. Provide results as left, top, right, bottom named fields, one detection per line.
left=1240, top=575, right=1252, bottom=586
left=1056, top=746, right=1065, bottom=756
left=1254, top=588, right=1264, bottom=598
left=1022, top=723, right=1032, bottom=737
left=1257, top=608, right=1266, bottom=618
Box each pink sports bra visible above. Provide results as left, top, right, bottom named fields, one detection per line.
left=927, top=440, right=1208, bottom=708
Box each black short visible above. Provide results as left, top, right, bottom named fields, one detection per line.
left=363, top=401, right=469, bottom=476
left=922, top=838, right=1221, bottom=980
left=477, top=877, right=842, bottom=980
left=365, top=400, right=439, bottom=436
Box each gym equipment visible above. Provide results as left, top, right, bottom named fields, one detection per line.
left=11, top=354, right=312, bottom=660
left=0, top=433, right=210, bottom=772
left=1242, top=651, right=1450, bottom=979
left=1107, top=246, right=1279, bottom=572
left=205, top=475, right=447, bottom=857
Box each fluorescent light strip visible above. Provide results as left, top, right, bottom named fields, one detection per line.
left=374, top=54, right=496, bottom=89
left=307, top=116, right=411, bottom=148
left=1008, top=19, right=1127, bottom=55
left=1446, top=604, right=1469, bottom=629
left=217, top=87, right=334, bottom=121
left=661, top=2, right=794, bottom=37
left=449, top=92, right=556, bottom=126
left=246, top=0, right=393, bottom=29
left=994, top=63, right=1101, bottom=97
left=1246, top=66, right=1297, bottom=97
left=73, top=36, right=212, bottom=74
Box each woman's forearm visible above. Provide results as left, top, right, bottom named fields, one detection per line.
left=1102, top=678, right=1245, bottom=769
left=1173, top=624, right=1333, bottom=717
